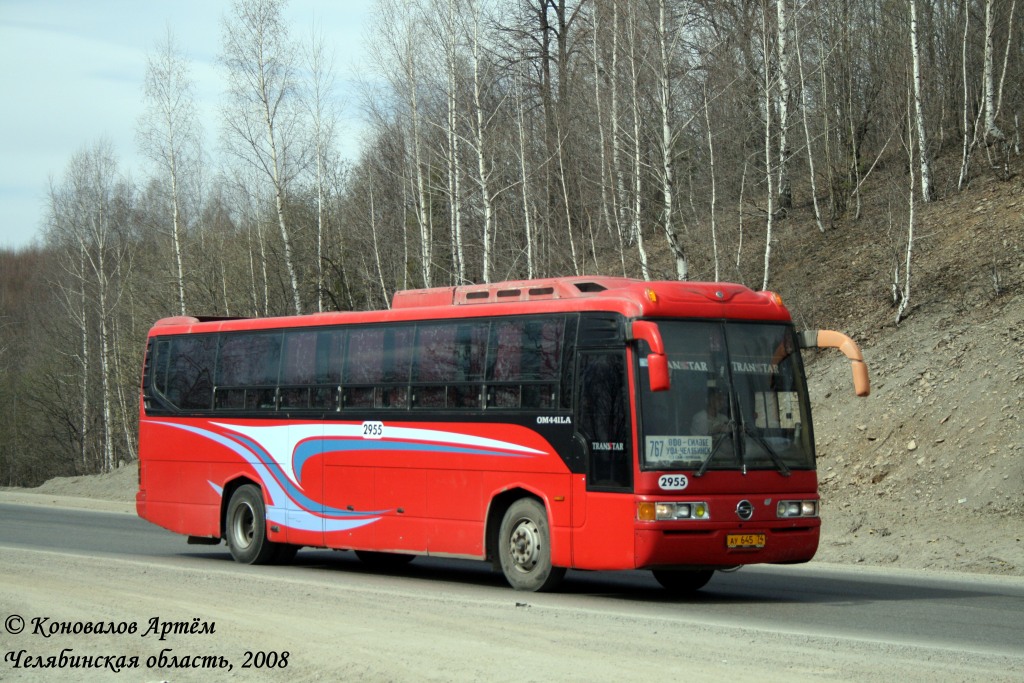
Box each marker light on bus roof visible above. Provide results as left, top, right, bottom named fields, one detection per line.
left=645, top=288, right=658, bottom=303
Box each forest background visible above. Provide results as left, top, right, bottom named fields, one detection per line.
left=0, top=0, right=1021, bottom=488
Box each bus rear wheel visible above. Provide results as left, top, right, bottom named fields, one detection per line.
left=225, top=484, right=280, bottom=565
left=651, top=569, right=715, bottom=594
left=498, top=498, right=566, bottom=592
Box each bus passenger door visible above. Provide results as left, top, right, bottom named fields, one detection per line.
left=571, top=351, right=636, bottom=569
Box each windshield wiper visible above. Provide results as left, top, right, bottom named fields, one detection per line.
left=692, top=420, right=736, bottom=478
left=742, top=426, right=791, bottom=477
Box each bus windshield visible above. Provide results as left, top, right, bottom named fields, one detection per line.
left=638, top=321, right=814, bottom=474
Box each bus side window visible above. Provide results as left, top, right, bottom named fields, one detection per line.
left=312, top=329, right=344, bottom=410
left=167, top=335, right=217, bottom=410
left=486, top=317, right=564, bottom=410
left=152, top=339, right=171, bottom=395
left=344, top=327, right=382, bottom=409
left=488, top=321, right=522, bottom=408
left=343, top=325, right=411, bottom=409
left=577, top=352, right=631, bottom=490
left=413, top=322, right=486, bottom=409
left=215, top=333, right=282, bottom=411
left=280, top=330, right=319, bottom=409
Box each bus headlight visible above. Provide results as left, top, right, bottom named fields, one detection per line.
left=777, top=500, right=818, bottom=518
left=638, top=501, right=710, bottom=521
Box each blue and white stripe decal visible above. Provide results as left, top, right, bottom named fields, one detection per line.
left=151, top=420, right=543, bottom=535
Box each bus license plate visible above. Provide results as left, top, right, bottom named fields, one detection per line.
left=727, top=533, right=765, bottom=549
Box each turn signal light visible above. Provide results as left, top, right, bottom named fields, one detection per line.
left=638, top=501, right=710, bottom=521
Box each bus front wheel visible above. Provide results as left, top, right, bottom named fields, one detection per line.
left=225, top=484, right=280, bottom=565
left=498, top=498, right=566, bottom=592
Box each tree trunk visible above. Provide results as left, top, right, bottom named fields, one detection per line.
left=909, top=0, right=934, bottom=202
left=762, top=9, right=775, bottom=291
left=658, top=0, right=686, bottom=280
left=775, top=0, right=793, bottom=212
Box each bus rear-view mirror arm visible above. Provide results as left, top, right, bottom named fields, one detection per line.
left=799, top=330, right=870, bottom=397
left=629, top=321, right=670, bottom=392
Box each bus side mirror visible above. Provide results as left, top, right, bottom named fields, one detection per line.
left=629, top=321, right=670, bottom=392
left=800, top=330, right=870, bottom=397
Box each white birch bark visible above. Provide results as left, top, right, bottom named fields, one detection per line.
left=441, top=0, right=465, bottom=283
left=627, top=3, right=649, bottom=280
left=303, top=26, right=338, bottom=313
left=794, top=18, right=825, bottom=232
left=138, top=28, right=199, bottom=316
left=514, top=70, right=535, bottom=279
left=610, top=2, right=628, bottom=260
left=591, top=5, right=625, bottom=276
left=762, top=10, right=775, bottom=291
left=368, top=170, right=390, bottom=308
left=221, top=0, right=305, bottom=314
left=909, top=0, right=933, bottom=201
left=737, top=157, right=747, bottom=272
left=407, top=41, right=432, bottom=288
left=775, top=0, right=793, bottom=211
left=993, top=0, right=1016, bottom=132
left=467, top=1, right=496, bottom=283
left=896, top=95, right=915, bottom=324
left=78, top=242, right=90, bottom=470
left=657, top=0, right=686, bottom=280
left=556, top=129, right=581, bottom=275
left=703, top=87, right=720, bottom=281
left=958, top=6, right=976, bottom=190
left=983, top=0, right=1004, bottom=142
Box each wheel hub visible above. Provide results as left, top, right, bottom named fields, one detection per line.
left=509, top=519, right=540, bottom=572
left=233, top=504, right=255, bottom=549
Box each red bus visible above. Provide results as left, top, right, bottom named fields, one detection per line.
left=136, top=277, right=868, bottom=592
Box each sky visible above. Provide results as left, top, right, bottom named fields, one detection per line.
left=0, top=0, right=371, bottom=250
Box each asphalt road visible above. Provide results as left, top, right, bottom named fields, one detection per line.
left=1, top=502, right=1022, bottom=682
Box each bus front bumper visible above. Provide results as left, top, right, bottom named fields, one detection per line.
left=634, top=523, right=820, bottom=569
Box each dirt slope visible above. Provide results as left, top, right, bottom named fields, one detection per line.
left=788, top=161, right=1024, bottom=575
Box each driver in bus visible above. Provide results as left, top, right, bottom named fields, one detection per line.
left=691, top=387, right=730, bottom=435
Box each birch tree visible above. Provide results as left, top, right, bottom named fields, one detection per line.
left=303, top=24, right=340, bottom=312
left=432, top=0, right=466, bottom=283
left=626, top=2, right=650, bottom=280
left=761, top=6, right=775, bottom=291
left=47, top=141, right=130, bottom=472
left=372, top=0, right=434, bottom=288
left=221, top=0, right=305, bottom=315
left=982, top=0, right=1005, bottom=143
left=589, top=2, right=626, bottom=276
left=794, top=11, right=825, bottom=232
left=464, top=0, right=498, bottom=283
left=895, top=91, right=916, bottom=324
left=909, top=0, right=934, bottom=202
left=775, top=0, right=793, bottom=212
left=138, top=27, right=201, bottom=316
left=656, top=0, right=688, bottom=280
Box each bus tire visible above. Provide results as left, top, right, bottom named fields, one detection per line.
left=651, top=569, right=714, bottom=594
left=225, top=485, right=279, bottom=565
left=498, top=498, right=565, bottom=592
